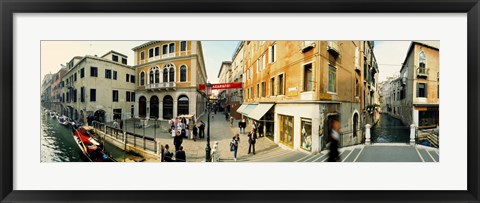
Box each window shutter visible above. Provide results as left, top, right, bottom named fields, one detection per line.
left=273, top=44, right=277, bottom=62
left=425, top=83, right=428, bottom=97
left=268, top=46, right=272, bottom=63
left=416, top=83, right=419, bottom=97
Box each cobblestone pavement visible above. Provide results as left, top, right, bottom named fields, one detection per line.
left=109, top=117, right=439, bottom=162
left=118, top=112, right=278, bottom=162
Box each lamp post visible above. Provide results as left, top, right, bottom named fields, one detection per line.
left=205, top=82, right=212, bottom=162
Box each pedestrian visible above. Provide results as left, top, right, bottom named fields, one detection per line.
left=175, top=146, right=186, bottom=162
left=163, top=144, right=173, bottom=162
left=173, top=130, right=183, bottom=152
left=171, top=124, right=176, bottom=138
left=199, top=121, right=205, bottom=139
left=119, top=119, right=123, bottom=130
left=327, top=118, right=341, bottom=162
left=214, top=107, right=217, bottom=114
left=257, top=122, right=263, bottom=137
left=240, top=119, right=246, bottom=134
left=225, top=111, right=229, bottom=121
left=192, top=123, right=197, bottom=142
left=252, top=121, right=257, bottom=137
left=188, top=121, right=194, bottom=140
left=248, top=128, right=256, bottom=155
left=231, top=133, right=240, bottom=161
left=230, top=116, right=234, bottom=127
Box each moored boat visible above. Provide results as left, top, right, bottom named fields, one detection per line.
left=71, top=126, right=116, bottom=162
left=57, top=116, right=69, bottom=126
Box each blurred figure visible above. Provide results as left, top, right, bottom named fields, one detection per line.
left=327, top=118, right=341, bottom=162
left=199, top=121, right=205, bottom=139
left=230, top=116, right=234, bottom=127
left=248, top=128, right=256, bottom=155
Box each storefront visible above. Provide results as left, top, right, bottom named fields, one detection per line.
left=241, top=103, right=275, bottom=140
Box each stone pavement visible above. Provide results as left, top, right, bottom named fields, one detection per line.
left=116, top=112, right=277, bottom=162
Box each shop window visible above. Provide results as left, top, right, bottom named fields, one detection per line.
left=301, top=118, right=312, bottom=151
left=279, top=114, right=294, bottom=147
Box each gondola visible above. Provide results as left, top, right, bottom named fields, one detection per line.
left=71, top=125, right=117, bottom=162
left=57, top=115, right=69, bottom=126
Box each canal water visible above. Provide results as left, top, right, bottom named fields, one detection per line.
left=41, top=111, right=125, bottom=162
left=371, top=114, right=410, bottom=143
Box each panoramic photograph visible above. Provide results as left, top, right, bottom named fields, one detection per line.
left=40, top=40, right=439, bottom=162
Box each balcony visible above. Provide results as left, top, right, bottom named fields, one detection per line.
left=145, top=82, right=176, bottom=91
left=417, top=67, right=428, bottom=78
left=327, top=41, right=340, bottom=57
left=301, top=41, right=315, bottom=53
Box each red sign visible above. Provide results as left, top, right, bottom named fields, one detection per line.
left=198, top=82, right=243, bottom=90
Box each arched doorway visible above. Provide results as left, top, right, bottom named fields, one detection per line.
left=150, top=96, right=159, bottom=119
left=139, top=96, right=147, bottom=118
left=94, top=110, right=106, bottom=123
left=177, top=95, right=189, bottom=115
left=163, top=95, right=173, bottom=119
left=353, top=113, right=359, bottom=138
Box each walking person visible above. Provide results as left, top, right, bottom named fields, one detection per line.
left=231, top=133, right=240, bottom=161
left=327, top=118, right=341, bottom=162
left=257, top=122, right=263, bottom=137
left=248, top=128, right=256, bottom=155
left=173, top=130, right=183, bottom=152
left=175, top=146, right=186, bottom=162
left=252, top=121, right=257, bottom=138
left=192, top=123, right=197, bottom=142
left=199, top=121, right=205, bottom=139
left=230, top=116, right=234, bottom=127
left=240, top=118, right=246, bottom=134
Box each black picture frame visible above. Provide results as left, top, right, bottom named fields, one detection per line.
left=1, top=0, right=479, bottom=202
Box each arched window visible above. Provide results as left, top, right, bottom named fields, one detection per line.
left=162, top=95, right=173, bottom=119
left=177, top=95, right=189, bottom=115
left=169, top=68, right=175, bottom=82
left=419, top=51, right=426, bottom=74
left=163, top=68, right=168, bottom=83
left=180, top=65, right=187, bottom=82
left=149, top=71, right=154, bottom=84
left=140, top=72, right=145, bottom=86
left=155, top=70, right=160, bottom=83
left=150, top=96, right=159, bottom=119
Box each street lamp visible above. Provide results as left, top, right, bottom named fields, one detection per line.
left=205, top=82, right=212, bottom=162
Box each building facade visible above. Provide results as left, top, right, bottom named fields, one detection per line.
left=132, top=41, right=207, bottom=120
left=41, top=73, right=54, bottom=109
left=50, top=66, right=67, bottom=113
left=61, top=51, right=136, bottom=123
left=397, top=41, right=439, bottom=128
left=217, top=61, right=232, bottom=111
left=237, top=41, right=377, bottom=153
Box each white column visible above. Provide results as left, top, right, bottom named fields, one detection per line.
left=159, top=101, right=163, bottom=120
left=410, top=124, right=416, bottom=145
left=365, top=124, right=371, bottom=145
left=173, top=100, right=178, bottom=118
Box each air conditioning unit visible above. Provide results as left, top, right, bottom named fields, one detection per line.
left=301, top=41, right=315, bottom=53
left=327, top=41, right=340, bottom=56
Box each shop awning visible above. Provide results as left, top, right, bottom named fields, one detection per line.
left=242, top=104, right=258, bottom=116
left=236, top=104, right=248, bottom=114
left=245, top=103, right=274, bottom=120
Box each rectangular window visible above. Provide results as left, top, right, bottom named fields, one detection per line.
left=169, top=43, right=175, bottom=53
left=113, top=71, right=117, bottom=80
left=261, top=82, right=266, bottom=97
left=90, top=89, right=96, bottom=102
left=112, top=90, right=118, bottom=102
left=278, top=74, right=284, bottom=95
left=328, top=65, right=336, bottom=93
left=73, top=89, right=77, bottom=102
left=80, top=68, right=84, bottom=78
left=74, top=73, right=77, bottom=82
left=80, top=87, right=85, bottom=102
left=122, top=58, right=127, bottom=65
left=140, top=51, right=145, bottom=60
left=90, top=67, right=98, bottom=77
left=131, top=92, right=135, bottom=102
left=303, top=63, right=313, bottom=91
left=301, top=118, right=312, bottom=151
left=131, top=75, right=135, bottom=83
left=126, top=74, right=130, bottom=82
left=154, top=47, right=160, bottom=56
left=270, top=77, right=275, bottom=96
left=112, top=55, right=118, bottom=62
left=269, top=43, right=277, bottom=63
left=148, top=48, right=154, bottom=58
left=257, top=84, right=260, bottom=98
left=417, top=83, right=427, bottom=98
left=105, top=69, right=112, bottom=79
left=162, top=44, right=168, bottom=55
left=126, top=91, right=131, bottom=102
left=180, top=41, right=187, bottom=51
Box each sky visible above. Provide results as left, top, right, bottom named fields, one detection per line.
left=42, top=40, right=411, bottom=84
left=41, top=41, right=239, bottom=84
left=373, top=41, right=412, bottom=82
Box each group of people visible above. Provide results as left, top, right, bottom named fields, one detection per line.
left=169, top=116, right=206, bottom=142
left=162, top=144, right=186, bottom=162
left=229, top=119, right=261, bottom=161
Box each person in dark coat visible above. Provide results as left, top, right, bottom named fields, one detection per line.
left=192, top=123, right=198, bottom=142
left=327, top=118, right=341, bottom=162
left=199, top=121, right=205, bottom=139
left=248, top=128, right=257, bottom=155
left=173, top=131, right=183, bottom=152
left=175, top=146, right=186, bottom=162
left=163, top=144, right=173, bottom=162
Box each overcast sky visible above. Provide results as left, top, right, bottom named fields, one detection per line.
left=41, top=40, right=412, bottom=84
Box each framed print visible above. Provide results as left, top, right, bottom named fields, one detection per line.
left=1, top=0, right=479, bottom=202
